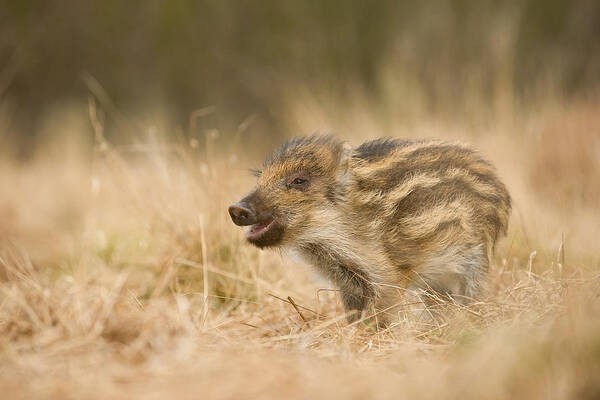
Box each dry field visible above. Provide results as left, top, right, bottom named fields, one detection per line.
left=1, top=98, right=599, bottom=399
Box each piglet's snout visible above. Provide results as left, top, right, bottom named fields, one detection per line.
left=228, top=202, right=258, bottom=226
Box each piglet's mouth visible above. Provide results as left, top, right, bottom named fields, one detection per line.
left=246, top=217, right=277, bottom=241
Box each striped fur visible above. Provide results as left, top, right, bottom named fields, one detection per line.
left=235, top=135, right=511, bottom=324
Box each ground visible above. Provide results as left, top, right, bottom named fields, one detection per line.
left=1, top=100, right=599, bottom=399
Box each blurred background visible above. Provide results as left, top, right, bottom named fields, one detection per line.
left=2, top=0, right=600, bottom=156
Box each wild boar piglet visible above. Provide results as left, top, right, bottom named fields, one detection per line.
left=229, top=135, right=511, bottom=324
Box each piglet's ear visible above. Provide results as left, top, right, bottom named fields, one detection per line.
left=339, top=142, right=353, bottom=174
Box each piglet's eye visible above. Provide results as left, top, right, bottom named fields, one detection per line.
left=292, top=178, right=306, bottom=185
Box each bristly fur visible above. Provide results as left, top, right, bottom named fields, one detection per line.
left=264, top=135, right=345, bottom=170
left=353, top=138, right=415, bottom=161
left=233, top=135, right=511, bottom=325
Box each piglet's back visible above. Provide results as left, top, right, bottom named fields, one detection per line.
left=348, top=138, right=511, bottom=271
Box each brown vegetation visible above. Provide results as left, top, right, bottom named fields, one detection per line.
left=1, top=95, right=599, bottom=398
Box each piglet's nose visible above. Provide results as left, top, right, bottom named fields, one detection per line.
left=228, top=202, right=257, bottom=226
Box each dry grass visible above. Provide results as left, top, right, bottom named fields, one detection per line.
left=1, top=99, right=599, bottom=399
